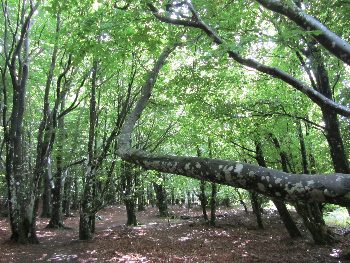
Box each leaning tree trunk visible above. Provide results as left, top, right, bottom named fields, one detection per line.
left=235, top=189, right=248, bottom=214
left=295, top=202, right=335, bottom=245
left=115, top=44, right=350, bottom=239
left=297, top=119, right=335, bottom=244
left=135, top=171, right=145, bottom=212
left=269, top=135, right=302, bottom=238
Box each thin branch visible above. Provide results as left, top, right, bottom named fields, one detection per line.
left=255, top=0, right=350, bottom=66
left=147, top=2, right=350, bottom=118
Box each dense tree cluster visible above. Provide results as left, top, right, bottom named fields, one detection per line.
left=0, top=0, right=349, bottom=245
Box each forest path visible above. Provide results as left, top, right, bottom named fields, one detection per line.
left=0, top=205, right=349, bottom=262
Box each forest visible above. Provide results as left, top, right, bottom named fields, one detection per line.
left=0, top=0, right=350, bottom=262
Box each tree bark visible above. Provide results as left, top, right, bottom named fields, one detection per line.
left=210, top=182, right=217, bottom=226
left=40, top=163, right=52, bottom=218
left=79, top=60, right=99, bottom=239
left=197, top=146, right=208, bottom=221
left=255, top=0, right=350, bottom=66
left=116, top=44, right=350, bottom=210
left=252, top=142, right=265, bottom=229
left=4, top=2, right=39, bottom=243
left=47, top=95, right=66, bottom=228
left=295, top=202, right=335, bottom=245
left=121, top=162, right=137, bottom=225
left=235, top=189, right=248, bottom=214
left=63, top=174, right=72, bottom=217
left=147, top=2, right=350, bottom=117
left=250, top=191, right=264, bottom=229
left=269, top=134, right=302, bottom=238
left=296, top=120, right=335, bottom=244
left=153, top=175, right=168, bottom=217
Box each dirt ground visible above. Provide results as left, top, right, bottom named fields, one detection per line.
left=0, top=205, right=349, bottom=262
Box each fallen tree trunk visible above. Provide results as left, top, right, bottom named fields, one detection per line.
left=120, top=149, right=350, bottom=207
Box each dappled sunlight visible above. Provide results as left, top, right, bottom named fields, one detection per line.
left=233, top=238, right=251, bottom=249
left=48, top=253, right=78, bottom=261
left=134, top=228, right=146, bottom=236
left=178, top=235, right=193, bottom=242
left=36, top=230, right=59, bottom=239
left=107, top=252, right=150, bottom=262
left=0, top=205, right=349, bottom=262
left=329, top=248, right=342, bottom=258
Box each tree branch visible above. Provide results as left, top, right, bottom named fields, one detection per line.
left=118, top=44, right=180, bottom=155
left=255, top=0, right=350, bottom=66
left=117, top=39, right=350, bottom=207
left=147, top=2, right=350, bottom=118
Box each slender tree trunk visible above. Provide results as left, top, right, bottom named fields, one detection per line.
left=235, top=189, right=248, bottom=213
left=121, top=162, right=137, bottom=225
left=311, top=73, right=350, bottom=174
left=47, top=96, right=66, bottom=228
left=295, top=202, right=335, bottom=245
left=208, top=140, right=217, bottom=226
left=4, top=4, right=39, bottom=243
left=272, top=198, right=301, bottom=238
left=301, top=36, right=350, bottom=216
left=250, top=191, right=264, bottom=229
left=199, top=180, right=208, bottom=221
left=40, top=164, right=52, bottom=218
left=210, top=182, right=217, bottom=226
left=251, top=142, right=265, bottom=229
left=153, top=177, right=168, bottom=217
left=135, top=172, right=145, bottom=212
left=197, top=146, right=208, bottom=221
left=147, top=184, right=155, bottom=208
left=297, top=119, right=335, bottom=244
left=256, top=139, right=301, bottom=238
left=187, top=191, right=192, bottom=209
left=79, top=61, right=99, bottom=239
left=72, top=176, right=79, bottom=210
left=171, top=188, right=175, bottom=205
left=63, top=174, right=72, bottom=217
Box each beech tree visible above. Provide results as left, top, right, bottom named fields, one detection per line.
left=1, top=0, right=350, bottom=245
left=117, top=1, right=350, bottom=212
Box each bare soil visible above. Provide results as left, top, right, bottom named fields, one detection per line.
left=0, top=205, right=349, bottom=262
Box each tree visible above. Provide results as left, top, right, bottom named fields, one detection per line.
left=1, top=0, right=349, bottom=245
left=117, top=34, right=350, bottom=216
left=2, top=0, right=40, bottom=243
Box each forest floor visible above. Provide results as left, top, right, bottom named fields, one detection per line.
left=0, top=205, right=349, bottom=263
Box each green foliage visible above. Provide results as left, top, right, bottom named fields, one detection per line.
left=0, top=0, right=349, bottom=214
left=324, top=207, right=349, bottom=227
